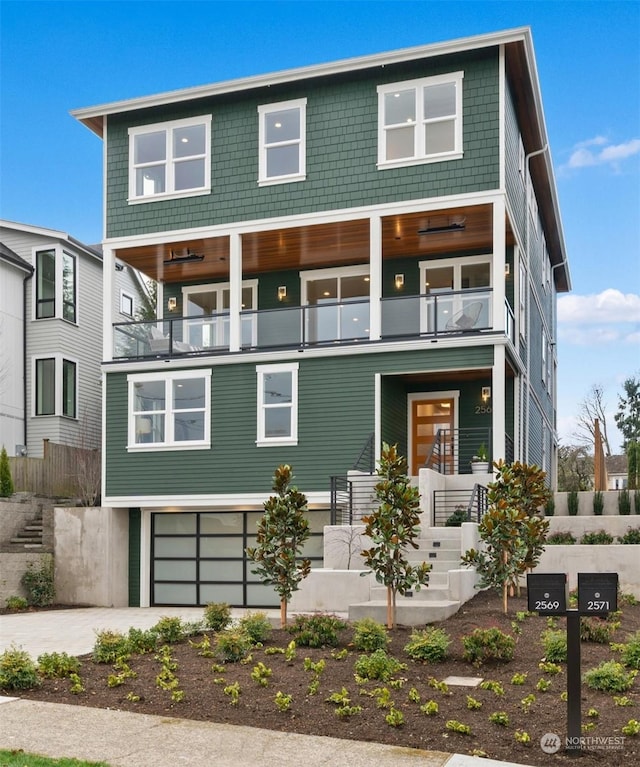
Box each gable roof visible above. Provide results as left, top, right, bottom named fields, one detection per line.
left=0, top=219, right=102, bottom=263
left=0, top=241, right=33, bottom=273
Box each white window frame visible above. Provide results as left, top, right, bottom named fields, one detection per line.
left=33, top=245, right=78, bottom=324
left=518, top=137, right=525, bottom=180
left=258, top=98, right=307, bottom=185
left=541, top=329, right=548, bottom=390
left=120, top=290, right=134, bottom=317
left=127, top=369, right=211, bottom=452
left=32, top=354, right=78, bottom=419
left=518, top=260, right=527, bottom=340
left=128, top=115, right=211, bottom=203
left=182, top=279, right=258, bottom=348
left=377, top=71, right=464, bottom=169
left=256, top=362, right=299, bottom=447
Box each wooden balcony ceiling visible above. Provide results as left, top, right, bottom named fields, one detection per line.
left=116, top=204, right=503, bottom=283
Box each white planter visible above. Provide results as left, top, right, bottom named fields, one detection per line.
left=471, top=462, right=489, bottom=474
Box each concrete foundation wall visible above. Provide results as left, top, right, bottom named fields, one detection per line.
left=0, top=552, right=53, bottom=604
left=551, top=490, right=638, bottom=516
left=290, top=569, right=374, bottom=613
left=54, top=506, right=129, bottom=607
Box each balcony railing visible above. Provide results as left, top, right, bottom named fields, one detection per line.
left=112, top=288, right=501, bottom=360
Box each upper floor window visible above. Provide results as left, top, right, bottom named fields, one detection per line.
left=377, top=72, right=463, bottom=169
left=128, top=115, right=211, bottom=203
left=34, top=356, right=76, bottom=418
left=127, top=369, right=211, bottom=451
left=35, top=248, right=76, bottom=322
left=120, top=290, right=134, bottom=317
left=256, top=363, right=298, bottom=446
left=258, top=99, right=306, bottom=185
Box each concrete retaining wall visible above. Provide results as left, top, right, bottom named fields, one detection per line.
left=54, top=507, right=129, bottom=607
left=0, top=495, right=55, bottom=551
left=551, top=490, right=638, bottom=516
left=0, top=552, right=53, bottom=604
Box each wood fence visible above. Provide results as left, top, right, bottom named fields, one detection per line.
left=8, top=440, right=101, bottom=500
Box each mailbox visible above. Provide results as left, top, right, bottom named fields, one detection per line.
left=527, top=573, right=567, bottom=615
left=578, top=572, right=618, bottom=615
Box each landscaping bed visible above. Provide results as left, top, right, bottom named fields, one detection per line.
left=9, top=589, right=640, bottom=767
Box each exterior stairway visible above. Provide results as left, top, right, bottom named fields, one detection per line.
left=348, top=527, right=474, bottom=625
left=8, top=510, right=44, bottom=550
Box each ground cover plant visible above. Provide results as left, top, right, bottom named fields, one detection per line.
left=0, top=752, right=110, bottom=767
left=4, top=590, right=640, bottom=767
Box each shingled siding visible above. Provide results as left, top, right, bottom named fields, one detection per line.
left=105, top=49, right=499, bottom=239
left=104, top=346, right=492, bottom=498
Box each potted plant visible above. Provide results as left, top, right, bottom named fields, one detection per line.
left=471, top=443, right=489, bottom=474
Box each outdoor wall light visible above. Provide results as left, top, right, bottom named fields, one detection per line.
left=167, top=297, right=177, bottom=312
left=481, top=386, right=491, bottom=403
left=394, top=274, right=405, bottom=289
left=277, top=286, right=287, bottom=301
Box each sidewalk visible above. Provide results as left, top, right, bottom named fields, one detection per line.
left=0, top=608, right=532, bottom=767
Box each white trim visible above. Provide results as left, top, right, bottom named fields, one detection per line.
left=256, top=362, right=299, bottom=446
left=258, top=98, right=306, bottom=185
left=119, top=289, right=134, bottom=317
left=126, top=368, right=211, bottom=451
left=377, top=71, right=464, bottom=169
left=32, top=243, right=78, bottom=324
left=127, top=115, right=211, bottom=203
left=32, top=353, right=78, bottom=419
left=72, top=28, right=532, bottom=132
left=105, top=491, right=331, bottom=508
left=498, top=45, right=506, bottom=193
left=374, top=373, right=381, bottom=465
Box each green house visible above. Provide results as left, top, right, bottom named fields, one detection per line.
left=73, top=27, right=570, bottom=608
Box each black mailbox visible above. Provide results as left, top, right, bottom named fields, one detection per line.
left=527, top=573, right=567, bottom=615
left=578, top=572, right=618, bottom=615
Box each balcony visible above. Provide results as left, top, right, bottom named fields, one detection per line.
left=112, top=288, right=511, bottom=360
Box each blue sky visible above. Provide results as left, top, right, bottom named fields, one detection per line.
left=1, top=0, right=638, bottom=452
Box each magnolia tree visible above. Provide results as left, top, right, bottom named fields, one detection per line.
left=361, top=443, right=430, bottom=629
left=461, top=461, right=550, bottom=614
left=246, top=465, right=311, bottom=628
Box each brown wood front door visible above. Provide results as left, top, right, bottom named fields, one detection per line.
left=410, top=397, right=455, bottom=475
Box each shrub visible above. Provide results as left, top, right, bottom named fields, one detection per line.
left=152, top=616, right=185, bottom=643
left=352, top=618, right=389, bottom=652
left=489, top=711, right=509, bottom=726
left=37, top=651, right=80, bottom=678
left=546, top=531, right=576, bottom=545
left=445, top=506, right=469, bottom=527
left=92, top=630, right=129, bottom=663
left=354, top=649, right=407, bottom=681
left=612, top=630, right=640, bottom=669
left=203, top=602, right=232, bottom=631
left=126, top=627, right=159, bottom=654
left=461, top=628, right=515, bottom=666
left=21, top=558, right=55, bottom=607
left=592, top=490, right=604, bottom=516
left=541, top=629, right=567, bottom=662
left=635, top=491, right=640, bottom=515
left=403, top=627, right=451, bottom=663
left=0, top=446, right=14, bottom=497
left=567, top=490, right=579, bottom=516
left=5, top=595, right=28, bottom=611
left=619, top=489, right=631, bottom=516
left=579, top=530, right=614, bottom=545
left=0, top=646, right=40, bottom=690
left=286, top=613, right=346, bottom=648
left=215, top=629, right=252, bottom=663
left=618, top=527, right=640, bottom=544
left=580, top=616, right=619, bottom=643
left=239, top=611, right=272, bottom=644
left=544, top=497, right=555, bottom=517
left=583, top=660, right=637, bottom=692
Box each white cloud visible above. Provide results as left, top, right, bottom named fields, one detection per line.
left=563, top=136, right=640, bottom=170
left=558, top=289, right=640, bottom=324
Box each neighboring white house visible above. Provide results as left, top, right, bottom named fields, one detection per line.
left=0, top=220, right=152, bottom=458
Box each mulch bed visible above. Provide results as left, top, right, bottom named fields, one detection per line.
left=12, top=589, right=640, bottom=766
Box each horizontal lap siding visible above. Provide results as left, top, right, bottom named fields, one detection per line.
left=105, top=346, right=492, bottom=498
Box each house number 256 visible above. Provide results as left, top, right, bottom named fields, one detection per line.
left=475, top=405, right=492, bottom=414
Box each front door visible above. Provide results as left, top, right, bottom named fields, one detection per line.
left=410, top=396, right=455, bottom=475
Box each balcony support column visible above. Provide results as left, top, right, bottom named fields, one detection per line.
left=229, top=232, right=242, bottom=352
left=492, top=344, right=506, bottom=461
left=492, top=196, right=506, bottom=333
left=369, top=215, right=382, bottom=341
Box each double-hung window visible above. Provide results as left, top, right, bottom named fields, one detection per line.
left=35, top=248, right=76, bottom=322
left=377, top=72, right=463, bottom=168
left=128, top=370, right=211, bottom=451
left=128, top=115, right=211, bottom=202
left=256, top=363, right=298, bottom=446
left=258, top=99, right=306, bottom=185
left=34, top=356, right=76, bottom=418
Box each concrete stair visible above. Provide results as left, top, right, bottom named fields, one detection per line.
left=8, top=512, right=44, bottom=550
left=348, top=527, right=469, bottom=625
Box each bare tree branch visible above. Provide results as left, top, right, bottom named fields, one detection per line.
left=572, top=384, right=612, bottom=456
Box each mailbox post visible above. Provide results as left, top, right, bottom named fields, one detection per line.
left=526, top=571, right=618, bottom=756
